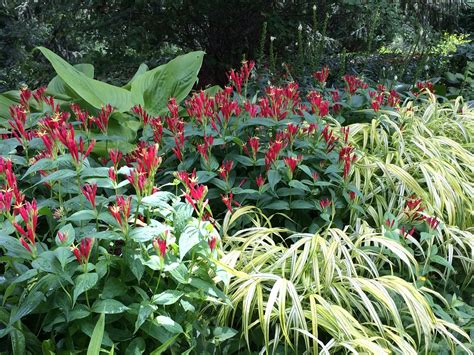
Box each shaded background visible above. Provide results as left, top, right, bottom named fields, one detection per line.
left=0, top=0, right=473, bottom=91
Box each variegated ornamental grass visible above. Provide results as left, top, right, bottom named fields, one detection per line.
left=218, top=208, right=472, bottom=354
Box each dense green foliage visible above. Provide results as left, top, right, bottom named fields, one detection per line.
left=1, top=0, right=472, bottom=90
left=0, top=48, right=473, bottom=353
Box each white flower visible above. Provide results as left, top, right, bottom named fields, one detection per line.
left=298, top=23, right=303, bottom=31
left=270, top=36, right=276, bottom=42
left=394, top=75, right=398, bottom=81
left=424, top=65, right=429, bottom=71
left=313, top=5, right=317, bottom=11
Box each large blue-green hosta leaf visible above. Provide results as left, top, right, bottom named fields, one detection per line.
left=131, top=51, right=205, bottom=115
left=37, top=47, right=132, bottom=112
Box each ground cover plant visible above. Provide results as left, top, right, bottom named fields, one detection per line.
left=0, top=49, right=473, bottom=354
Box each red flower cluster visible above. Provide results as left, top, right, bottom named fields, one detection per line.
left=343, top=75, right=368, bottom=95
left=404, top=195, right=425, bottom=221
left=320, top=198, right=331, bottom=209
left=415, top=81, right=435, bottom=95
left=13, top=199, right=38, bottom=253
left=176, top=170, right=209, bottom=214
left=339, top=145, right=357, bottom=179
left=228, top=60, right=255, bottom=94
left=283, top=155, right=303, bottom=173
left=426, top=216, right=440, bottom=230
left=321, top=124, right=338, bottom=153
left=218, top=160, right=233, bottom=181
left=81, top=183, right=97, bottom=209
left=313, top=66, right=329, bottom=84
left=71, top=237, right=94, bottom=264
left=109, top=195, right=133, bottom=228
left=153, top=231, right=168, bottom=258
left=307, top=91, right=330, bottom=117
left=400, top=226, right=415, bottom=238
left=259, top=83, right=300, bottom=120
left=126, top=143, right=162, bottom=196
left=265, top=138, right=285, bottom=169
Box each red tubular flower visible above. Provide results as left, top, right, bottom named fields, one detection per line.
left=341, top=127, right=350, bottom=144
left=283, top=156, right=302, bottom=173
left=71, top=103, right=91, bottom=131
left=387, top=90, right=400, bottom=107
left=108, top=149, right=122, bottom=167
left=72, top=237, right=94, bottom=264
left=349, top=191, right=356, bottom=200
left=19, top=237, right=32, bottom=252
left=132, top=104, right=152, bottom=125
left=343, top=75, right=367, bottom=95
left=33, top=87, right=47, bottom=102
left=81, top=183, right=97, bottom=209
left=93, top=104, right=113, bottom=133
left=244, top=101, right=259, bottom=117
left=167, top=98, right=179, bottom=119
left=385, top=218, right=395, bottom=228
left=0, top=189, right=13, bottom=213
left=218, top=160, right=233, bottom=180
left=256, top=174, right=265, bottom=188
left=150, top=117, right=163, bottom=143
left=319, top=198, right=331, bottom=209
left=57, top=231, right=68, bottom=243
left=400, top=226, right=415, bottom=238
left=8, top=105, right=34, bottom=143
left=221, top=193, right=238, bottom=212
left=228, top=60, right=255, bottom=93
left=109, top=205, right=122, bottom=226
left=208, top=236, right=217, bottom=251
left=331, top=90, right=341, bottom=113
left=313, top=66, right=329, bottom=84
left=247, top=137, right=260, bottom=159
left=321, top=125, right=338, bottom=153
left=153, top=238, right=167, bottom=258
left=20, top=88, right=32, bottom=110
left=13, top=199, right=38, bottom=252
left=426, top=216, right=440, bottom=230
left=405, top=195, right=425, bottom=221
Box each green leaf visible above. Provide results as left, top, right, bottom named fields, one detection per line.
left=264, top=201, right=290, bottom=210
left=87, top=313, right=105, bottom=355
left=213, top=327, right=238, bottom=342
left=125, top=337, right=146, bottom=355
left=10, top=291, right=44, bottom=323
left=179, top=225, right=200, bottom=260
left=196, top=171, right=217, bottom=184
left=189, top=277, right=228, bottom=301
left=267, top=170, right=281, bottom=191
left=67, top=210, right=97, bottom=223
left=48, top=63, right=94, bottom=98
left=150, top=334, right=179, bottom=355
left=151, top=290, right=184, bottom=306
left=38, top=47, right=132, bottom=112
left=134, top=302, right=156, bottom=333
left=155, top=316, right=183, bottom=334
left=288, top=180, right=310, bottom=192
left=129, top=225, right=167, bottom=243
left=22, top=158, right=57, bottom=179
left=123, top=63, right=149, bottom=90
left=290, top=200, right=315, bottom=209
left=73, top=273, right=98, bottom=305
left=92, top=299, right=129, bottom=314
left=131, top=51, right=204, bottom=115
left=10, top=328, right=26, bottom=355
left=35, top=169, right=76, bottom=186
